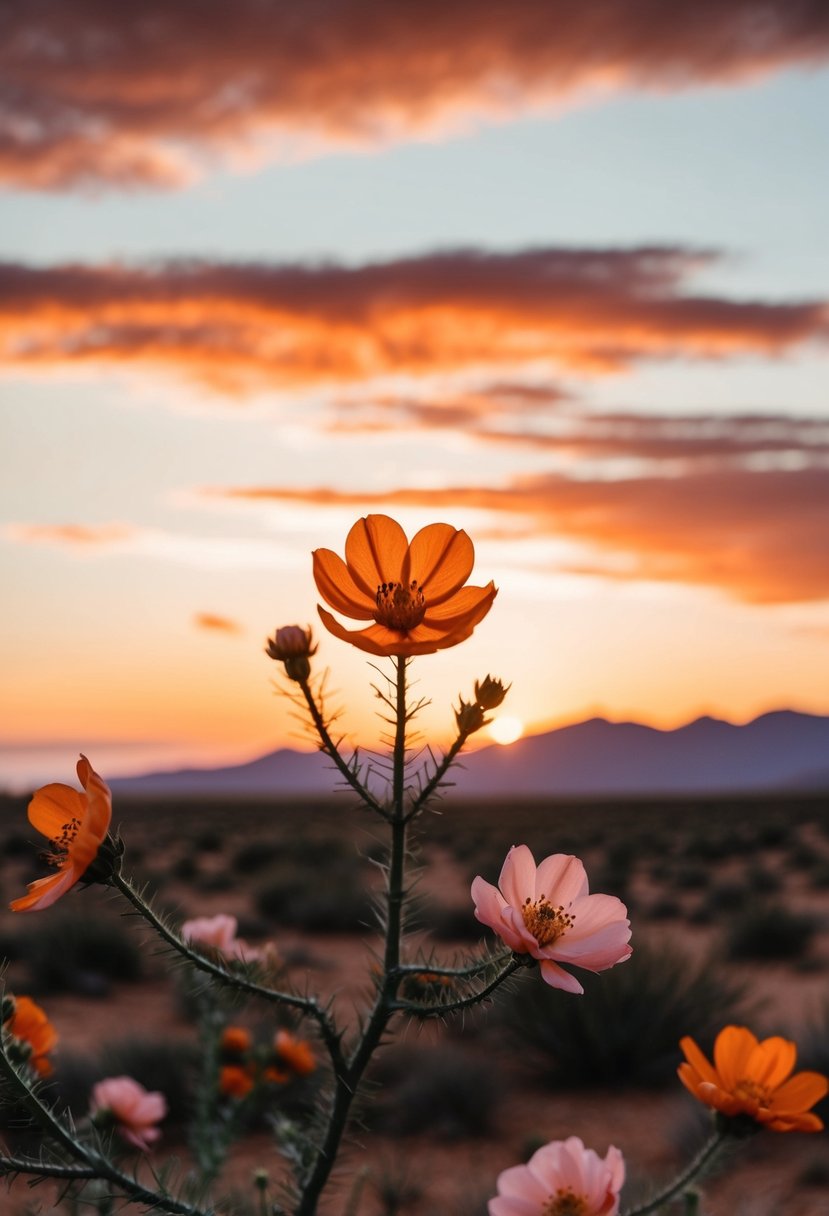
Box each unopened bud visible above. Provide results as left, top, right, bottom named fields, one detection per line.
left=265, top=626, right=318, bottom=682
left=0, top=995, right=15, bottom=1024
left=474, top=675, right=510, bottom=711
left=455, top=697, right=486, bottom=735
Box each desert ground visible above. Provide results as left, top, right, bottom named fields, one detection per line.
left=1, top=790, right=828, bottom=1215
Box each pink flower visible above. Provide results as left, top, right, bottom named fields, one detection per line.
left=489, top=1136, right=625, bottom=1216
left=181, top=913, right=270, bottom=964
left=471, top=845, right=631, bottom=994
left=90, top=1076, right=167, bottom=1152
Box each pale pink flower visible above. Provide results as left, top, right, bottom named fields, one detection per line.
left=471, top=845, right=631, bottom=994
left=181, top=913, right=270, bottom=964
left=489, top=1136, right=625, bottom=1216
left=90, top=1076, right=167, bottom=1152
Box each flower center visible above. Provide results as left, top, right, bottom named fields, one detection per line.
left=542, top=1189, right=589, bottom=1216
left=375, top=580, right=426, bottom=631
left=521, top=896, right=574, bottom=947
left=42, top=817, right=82, bottom=868
left=734, top=1077, right=772, bottom=1107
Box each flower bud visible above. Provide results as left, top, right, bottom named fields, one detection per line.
left=455, top=697, right=486, bottom=735
left=265, top=625, right=318, bottom=682
left=0, top=995, right=16, bottom=1024
left=474, top=675, right=510, bottom=711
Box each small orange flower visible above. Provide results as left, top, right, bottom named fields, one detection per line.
left=11, top=756, right=112, bottom=913
left=313, top=514, right=496, bottom=656
left=4, top=996, right=58, bottom=1076
left=219, top=1064, right=255, bottom=1099
left=274, top=1028, right=316, bottom=1077
left=221, top=1025, right=252, bottom=1056
left=679, top=1025, right=828, bottom=1133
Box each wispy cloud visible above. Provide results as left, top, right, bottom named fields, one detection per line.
left=214, top=461, right=829, bottom=605
left=193, top=612, right=244, bottom=635
left=3, top=1, right=828, bottom=190
left=1, top=248, right=825, bottom=391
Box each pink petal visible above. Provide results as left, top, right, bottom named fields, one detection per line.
left=564, top=893, right=629, bottom=940
left=498, top=845, right=537, bottom=909
left=535, top=854, right=588, bottom=905
left=496, top=1163, right=548, bottom=1205
left=539, top=959, right=584, bottom=994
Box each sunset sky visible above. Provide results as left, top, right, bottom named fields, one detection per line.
left=2, top=2, right=829, bottom=790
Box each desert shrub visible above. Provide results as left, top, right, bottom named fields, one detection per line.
left=499, top=938, right=748, bottom=1089
left=233, top=840, right=283, bottom=874
left=703, top=880, right=748, bottom=914
left=646, top=895, right=682, bottom=921
left=672, top=863, right=709, bottom=890
left=725, top=902, right=818, bottom=962
left=171, top=855, right=199, bottom=881
left=788, top=842, right=821, bottom=871
left=755, top=819, right=791, bottom=848
left=364, top=1044, right=499, bottom=1138
left=798, top=1000, right=829, bottom=1124
left=810, top=862, right=829, bottom=890
left=195, top=829, right=223, bottom=852
left=745, top=864, right=781, bottom=894
left=683, top=829, right=747, bottom=863
left=13, top=912, right=143, bottom=995
left=255, top=861, right=375, bottom=932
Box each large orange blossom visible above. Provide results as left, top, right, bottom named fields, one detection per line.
left=313, top=514, right=496, bottom=656
left=10, top=755, right=112, bottom=912
left=678, top=1025, right=827, bottom=1132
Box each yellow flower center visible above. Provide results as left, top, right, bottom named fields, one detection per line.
left=375, top=580, right=426, bottom=631
left=542, top=1189, right=589, bottom=1216
left=521, top=896, right=575, bottom=947
left=734, top=1077, right=772, bottom=1107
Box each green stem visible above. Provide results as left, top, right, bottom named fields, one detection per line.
left=111, top=871, right=344, bottom=1068
left=295, top=658, right=410, bottom=1216
left=623, top=1132, right=725, bottom=1216
left=298, top=676, right=386, bottom=817
left=391, top=957, right=522, bottom=1017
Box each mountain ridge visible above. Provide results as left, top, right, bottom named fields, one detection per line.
left=110, top=709, right=829, bottom=798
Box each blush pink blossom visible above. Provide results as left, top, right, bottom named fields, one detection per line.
left=181, top=913, right=270, bottom=964
left=489, top=1136, right=625, bottom=1216
left=90, top=1076, right=167, bottom=1152
left=471, top=845, right=631, bottom=993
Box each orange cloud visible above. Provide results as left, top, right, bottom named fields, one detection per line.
left=5, top=522, right=136, bottom=548
left=1, top=250, right=825, bottom=390
left=3, top=2, right=828, bottom=190
left=215, top=461, right=829, bottom=605
left=194, top=613, right=243, bottom=635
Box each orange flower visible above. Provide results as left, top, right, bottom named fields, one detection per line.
left=11, top=756, right=112, bottom=913
left=219, top=1064, right=255, bottom=1099
left=313, top=514, right=496, bottom=656
left=221, top=1025, right=252, bottom=1055
left=679, top=1025, right=828, bottom=1133
left=5, top=996, right=58, bottom=1076
left=274, top=1028, right=316, bottom=1077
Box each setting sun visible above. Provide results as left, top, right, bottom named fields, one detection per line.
left=488, top=716, right=524, bottom=746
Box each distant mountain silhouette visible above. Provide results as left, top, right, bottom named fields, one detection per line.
left=111, top=710, right=829, bottom=798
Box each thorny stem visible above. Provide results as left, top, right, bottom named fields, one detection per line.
left=391, top=952, right=513, bottom=979
left=391, top=956, right=523, bottom=1017
left=297, top=675, right=386, bottom=818
left=0, top=1046, right=213, bottom=1216
left=622, top=1132, right=726, bottom=1216
left=111, top=871, right=344, bottom=1069
left=295, top=659, right=411, bottom=1216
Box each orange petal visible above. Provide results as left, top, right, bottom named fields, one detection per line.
left=677, top=1062, right=704, bottom=1099
left=313, top=548, right=375, bottom=619
left=403, top=524, right=474, bottom=603
left=770, top=1071, right=829, bottom=1114
left=10, top=865, right=79, bottom=912
left=714, top=1026, right=758, bottom=1091
left=422, top=582, right=497, bottom=628
left=749, top=1037, right=797, bottom=1090
left=317, top=608, right=412, bottom=656
left=679, top=1037, right=720, bottom=1089
left=27, top=783, right=86, bottom=841
left=344, top=515, right=408, bottom=596
left=766, top=1110, right=824, bottom=1133
left=77, top=755, right=112, bottom=842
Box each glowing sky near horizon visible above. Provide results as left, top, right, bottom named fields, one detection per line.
left=1, top=2, right=828, bottom=791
